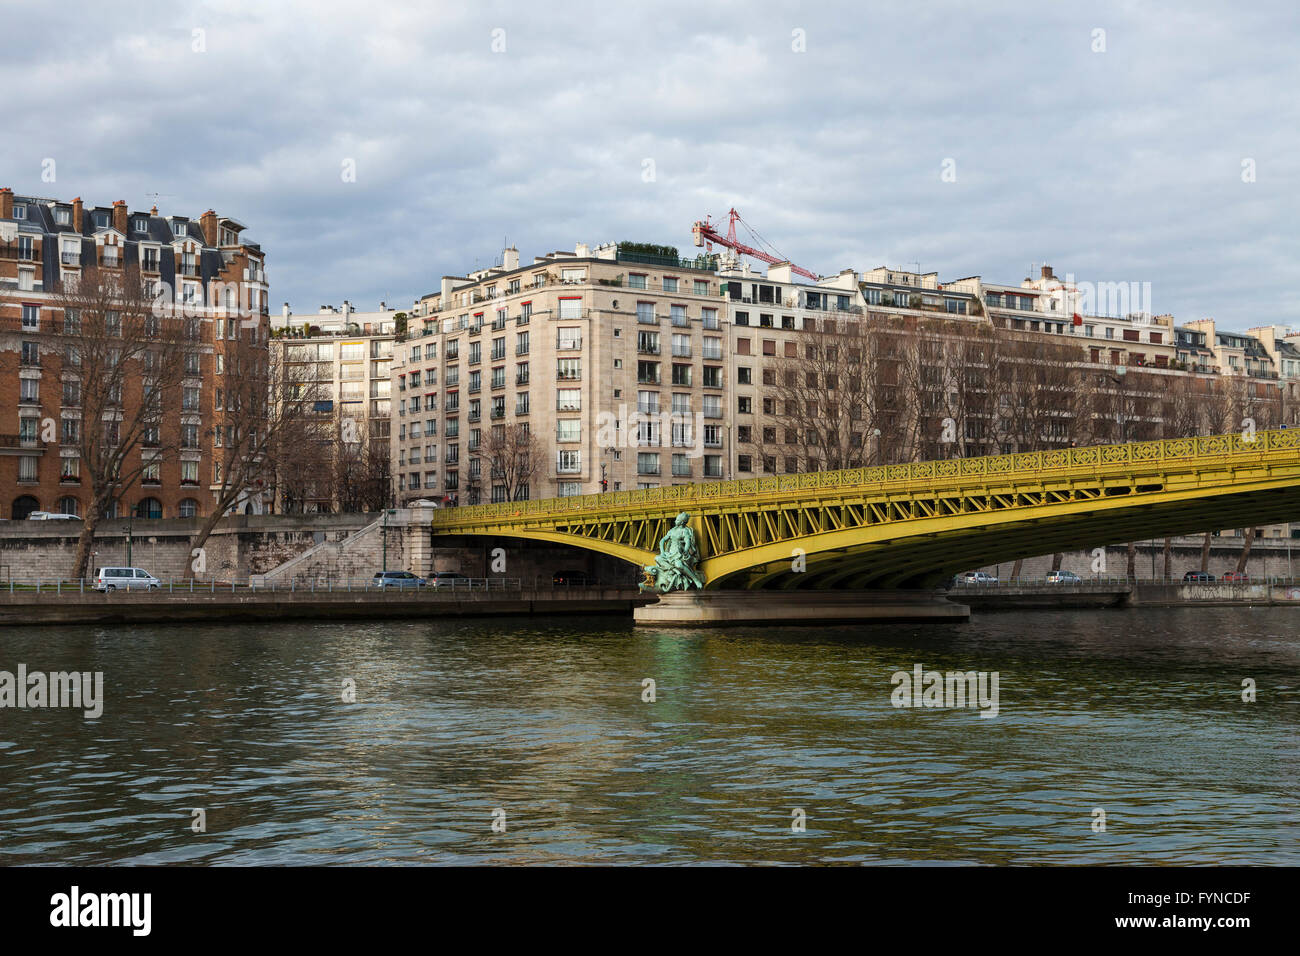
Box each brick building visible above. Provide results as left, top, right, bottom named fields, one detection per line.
left=0, top=188, right=269, bottom=520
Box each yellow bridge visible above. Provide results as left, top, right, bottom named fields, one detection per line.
left=429, top=429, right=1300, bottom=589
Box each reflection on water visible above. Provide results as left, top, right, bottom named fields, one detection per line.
left=0, top=607, right=1295, bottom=865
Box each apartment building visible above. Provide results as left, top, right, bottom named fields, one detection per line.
left=269, top=303, right=396, bottom=511
left=0, top=188, right=268, bottom=520
left=391, top=242, right=729, bottom=505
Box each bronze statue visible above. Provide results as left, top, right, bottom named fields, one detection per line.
left=640, top=512, right=704, bottom=592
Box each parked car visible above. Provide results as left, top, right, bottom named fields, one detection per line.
left=553, top=569, right=595, bottom=586
left=1183, top=570, right=1216, bottom=582
left=427, top=571, right=470, bottom=588
left=94, top=567, right=161, bottom=591
left=1221, top=571, right=1250, bottom=582
left=370, top=570, right=426, bottom=589
left=1046, top=570, right=1081, bottom=584
left=959, top=571, right=998, bottom=585
left=28, top=511, right=79, bottom=520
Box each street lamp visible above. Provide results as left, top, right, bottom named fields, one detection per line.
left=381, top=507, right=397, bottom=571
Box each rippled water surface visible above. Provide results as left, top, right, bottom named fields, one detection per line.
left=0, top=607, right=1295, bottom=864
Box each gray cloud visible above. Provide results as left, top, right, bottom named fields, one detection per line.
left=2, top=0, right=1296, bottom=327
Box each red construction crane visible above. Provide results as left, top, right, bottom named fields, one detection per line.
left=692, top=207, right=820, bottom=282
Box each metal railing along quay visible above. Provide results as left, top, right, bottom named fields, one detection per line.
left=0, top=576, right=635, bottom=596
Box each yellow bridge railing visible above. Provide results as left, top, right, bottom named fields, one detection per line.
left=436, top=428, right=1300, bottom=524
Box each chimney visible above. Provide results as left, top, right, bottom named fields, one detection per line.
left=282, top=303, right=291, bottom=322
left=0, top=188, right=12, bottom=220
left=1041, top=264, right=1054, bottom=280
left=199, top=209, right=218, bottom=247
left=72, top=197, right=83, bottom=232
left=441, top=276, right=454, bottom=303
left=380, top=301, right=386, bottom=311
left=502, top=246, right=519, bottom=271
left=111, top=199, right=128, bottom=235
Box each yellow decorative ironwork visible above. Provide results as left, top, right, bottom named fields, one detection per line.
left=431, top=429, right=1300, bottom=590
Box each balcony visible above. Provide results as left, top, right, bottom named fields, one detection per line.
left=637, top=343, right=661, bottom=356
left=515, top=373, right=530, bottom=385
left=61, top=252, right=81, bottom=265
left=636, top=313, right=660, bottom=325
left=672, top=345, right=693, bottom=358
left=557, top=338, right=583, bottom=351
left=702, top=347, right=722, bottom=360
left=491, top=349, right=507, bottom=361
left=617, top=249, right=718, bottom=272
left=636, top=403, right=660, bottom=416
left=490, top=407, right=505, bottom=420
left=0, top=246, right=39, bottom=261
left=467, top=411, right=481, bottom=423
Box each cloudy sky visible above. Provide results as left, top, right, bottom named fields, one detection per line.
left=4, top=0, right=1297, bottom=329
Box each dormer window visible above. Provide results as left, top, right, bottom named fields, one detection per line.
left=93, top=211, right=109, bottom=228
left=53, top=207, right=69, bottom=225
left=175, top=222, right=187, bottom=237
left=134, top=219, right=149, bottom=233
left=12, top=204, right=26, bottom=219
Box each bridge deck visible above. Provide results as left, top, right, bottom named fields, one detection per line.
left=430, top=430, right=1300, bottom=589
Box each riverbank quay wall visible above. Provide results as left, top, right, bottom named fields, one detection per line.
left=0, top=586, right=648, bottom=626
left=0, top=514, right=373, bottom=583
left=0, top=512, right=640, bottom=586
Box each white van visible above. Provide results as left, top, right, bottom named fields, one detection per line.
left=94, top=567, right=162, bottom=591
left=28, top=511, right=79, bottom=520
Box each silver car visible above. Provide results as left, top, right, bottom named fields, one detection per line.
left=94, top=567, right=162, bottom=591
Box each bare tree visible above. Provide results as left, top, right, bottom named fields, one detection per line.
left=332, top=413, right=392, bottom=512
left=266, top=406, right=333, bottom=514
left=189, top=324, right=317, bottom=557
left=481, top=422, right=541, bottom=502
left=51, top=266, right=188, bottom=579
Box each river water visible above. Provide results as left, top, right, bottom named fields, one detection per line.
left=0, top=607, right=1295, bottom=865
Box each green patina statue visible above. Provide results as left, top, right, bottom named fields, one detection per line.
left=640, top=512, right=704, bottom=593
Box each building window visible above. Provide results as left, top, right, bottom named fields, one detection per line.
left=559, top=297, right=583, bottom=319
left=557, top=449, right=581, bottom=473
left=558, top=481, right=580, bottom=497
left=557, top=389, right=581, bottom=412
left=637, top=453, right=660, bottom=475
